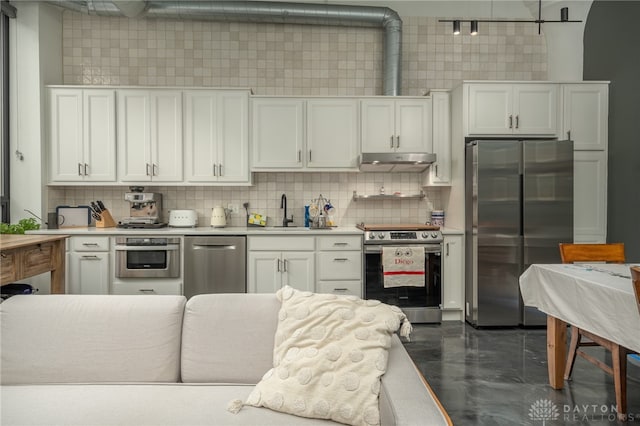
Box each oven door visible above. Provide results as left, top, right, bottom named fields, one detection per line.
left=364, top=244, right=442, bottom=309
left=114, top=240, right=180, bottom=278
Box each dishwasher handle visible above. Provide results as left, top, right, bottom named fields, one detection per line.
left=191, top=244, right=238, bottom=250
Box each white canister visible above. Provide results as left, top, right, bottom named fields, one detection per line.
left=431, top=210, right=445, bottom=227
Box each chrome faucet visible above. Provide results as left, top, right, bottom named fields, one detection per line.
left=280, top=194, right=294, bottom=227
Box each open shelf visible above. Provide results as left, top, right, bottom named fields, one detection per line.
left=352, top=190, right=425, bottom=201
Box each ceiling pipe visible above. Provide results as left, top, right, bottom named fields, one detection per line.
left=47, top=1, right=403, bottom=96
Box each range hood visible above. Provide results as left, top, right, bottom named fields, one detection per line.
left=359, top=152, right=436, bottom=172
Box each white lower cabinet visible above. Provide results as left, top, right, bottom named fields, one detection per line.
left=442, top=234, right=464, bottom=315
left=68, top=236, right=110, bottom=294
left=315, top=235, right=362, bottom=297
left=574, top=151, right=607, bottom=243
left=248, top=236, right=315, bottom=293
left=110, top=281, right=183, bottom=295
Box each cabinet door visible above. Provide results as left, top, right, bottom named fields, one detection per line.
left=467, top=84, right=512, bottom=135
left=574, top=151, right=607, bottom=243
left=306, top=99, right=359, bottom=168
left=83, top=90, right=116, bottom=181
left=428, top=91, right=451, bottom=184
left=49, top=88, right=83, bottom=182
left=69, top=252, right=110, bottom=294
left=395, top=99, right=432, bottom=153
left=252, top=98, right=304, bottom=168
left=562, top=84, right=608, bottom=150
left=217, top=91, right=249, bottom=182
left=248, top=251, right=282, bottom=293
left=513, top=84, right=557, bottom=135
left=150, top=91, right=183, bottom=182
left=184, top=91, right=218, bottom=182
left=118, top=90, right=152, bottom=182
left=442, top=235, right=464, bottom=310
left=282, top=251, right=315, bottom=292
left=361, top=99, right=395, bottom=152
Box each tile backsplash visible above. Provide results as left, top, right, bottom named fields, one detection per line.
left=47, top=173, right=444, bottom=228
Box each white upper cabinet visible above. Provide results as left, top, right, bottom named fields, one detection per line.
left=306, top=99, right=359, bottom=169
left=252, top=98, right=305, bottom=169
left=184, top=90, right=249, bottom=183
left=467, top=83, right=558, bottom=136
left=574, top=150, right=607, bottom=243
left=425, top=90, right=451, bottom=185
left=48, top=88, right=116, bottom=183
left=562, top=84, right=608, bottom=150
left=117, top=90, right=183, bottom=182
left=361, top=98, right=432, bottom=153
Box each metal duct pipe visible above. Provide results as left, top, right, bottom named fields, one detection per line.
left=47, top=1, right=402, bottom=95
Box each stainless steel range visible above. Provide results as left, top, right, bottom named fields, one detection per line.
left=358, top=224, right=443, bottom=323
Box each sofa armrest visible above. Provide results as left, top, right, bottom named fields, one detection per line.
left=379, top=335, right=452, bottom=426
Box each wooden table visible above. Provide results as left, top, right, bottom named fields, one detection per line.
left=0, top=234, right=69, bottom=294
left=520, top=263, right=640, bottom=418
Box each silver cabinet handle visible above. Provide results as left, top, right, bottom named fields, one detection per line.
left=309, top=150, right=312, bottom=162
left=219, top=163, right=223, bottom=176
left=139, top=289, right=156, bottom=293
left=81, top=255, right=100, bottom=260
left=78, top=163, right=83, bottom=176
left=82, top=243, right=99, bottom=247
left=567, top=130, right=571, bottom=140
left=435, top=164, right=439, bottom=177
left=509, top=115, right=513, bottom=129
left=152, top=164, right=158, bottom=176
left=333, top=288, right=349, bottom=292
left=84, top=163, right=89, bottom=176
left=446, top=242, right=449, bottom=256
left=146, top=163, right=151, bottom=176
left=333, top=258, right=349, bottom=262
left=276, top=258, right=281, bottom=272
left=213, top=164, right=217, bottom=176
left=297, top=150, right=301, bottom=163
left=515, top=115, right=519, bottom=129
left=283, top=259, right=288, bottom=272
left=333, top=242, right=348, bottom=246
left=390, top=135, right=394, bottom=148
left=396, top=135, right=400, bottom=148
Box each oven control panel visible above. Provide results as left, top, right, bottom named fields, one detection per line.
left=364, top=230, right=443, bottom=243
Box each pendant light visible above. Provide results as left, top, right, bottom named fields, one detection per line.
left=441, top=0, right=581, bottom=36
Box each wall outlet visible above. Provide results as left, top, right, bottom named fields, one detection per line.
left=228, top=204, right=239, bottom=214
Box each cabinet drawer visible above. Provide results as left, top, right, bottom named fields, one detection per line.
left=72, top=236, right=110, bottom=252
left=249, top=236, right=315, bottom=251
left=111, top=281, right=182, bottom=295
left=316, top=280, right=362, bottom=297
left=317, top=252, right=362, bottom=280
left=22, top=243, right=54, bottom=277
left=1, top=250, right=18, bottom=282
left=316, top=235, right=362, bottom=251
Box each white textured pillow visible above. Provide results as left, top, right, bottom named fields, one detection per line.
left=244, top=286, right=411, bottom=426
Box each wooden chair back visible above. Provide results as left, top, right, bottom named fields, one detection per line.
left=558, top=243, right=626, bottom=264
left=631, top=266, right=640, bottom=315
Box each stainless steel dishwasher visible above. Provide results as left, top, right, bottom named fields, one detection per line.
left=183, top=236, right=246, bottom=299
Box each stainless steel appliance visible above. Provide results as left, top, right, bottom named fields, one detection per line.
left=184, top=236, right=246, bottom=299
left=359, top=223, right=443, bottom=323
left=118, top=188, right=167, bottom=229
left=114, top=237, right=180, bottom=278
left=465, top=139, right=573, bottom=327
left=359, top=152, right=436, bottom=172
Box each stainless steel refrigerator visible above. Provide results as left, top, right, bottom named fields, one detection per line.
left=465, top=139, right=573, bottom=327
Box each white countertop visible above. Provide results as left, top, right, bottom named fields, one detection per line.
left=27, top=226, right=463, bottom=236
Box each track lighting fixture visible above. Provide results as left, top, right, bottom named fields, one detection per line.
left=440, top=0, right=581, bottom=35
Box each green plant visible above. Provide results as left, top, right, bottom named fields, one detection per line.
left=0, top=218, right=41, bottom=234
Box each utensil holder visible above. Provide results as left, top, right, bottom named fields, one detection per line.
left=96, top=210, right=117, bottom=228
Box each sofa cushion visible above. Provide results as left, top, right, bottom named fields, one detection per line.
left=244, top=286, right=410, bottom=426
left=181, top=293, right=281, bottom=384
left=0, top=295, right=186, bottom=384
left=0, top=384, right=337, bottom=426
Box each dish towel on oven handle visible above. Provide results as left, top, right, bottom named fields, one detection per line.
left=382, top=246, right=425, bottom=288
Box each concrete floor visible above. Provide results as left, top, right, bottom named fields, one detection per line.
left=402, top=322, right=640, bottom=425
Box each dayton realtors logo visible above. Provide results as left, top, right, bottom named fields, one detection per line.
left=529, top=399, right=560, bottom=425
left=528, top=399, right=638, bottom=423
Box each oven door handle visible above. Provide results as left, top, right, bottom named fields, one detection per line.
left=364, top=244, right=442, bottom=254
left=114, top=244, right=181, bottom=251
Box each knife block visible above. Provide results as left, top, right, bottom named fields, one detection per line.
left=96, top=209, right=117, bottom=228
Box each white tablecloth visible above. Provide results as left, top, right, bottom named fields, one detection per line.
left=519, top=263, right=640, bottom=353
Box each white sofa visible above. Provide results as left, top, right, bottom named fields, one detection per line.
left=0, top=293, right=451, bottom=426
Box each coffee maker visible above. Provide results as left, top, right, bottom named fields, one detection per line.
left=117, top=187, right=167, bottom=228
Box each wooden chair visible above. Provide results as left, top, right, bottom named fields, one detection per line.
left=559, top=243, right=632, bottom=421
left=632, top=265, right=640, bottom=315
